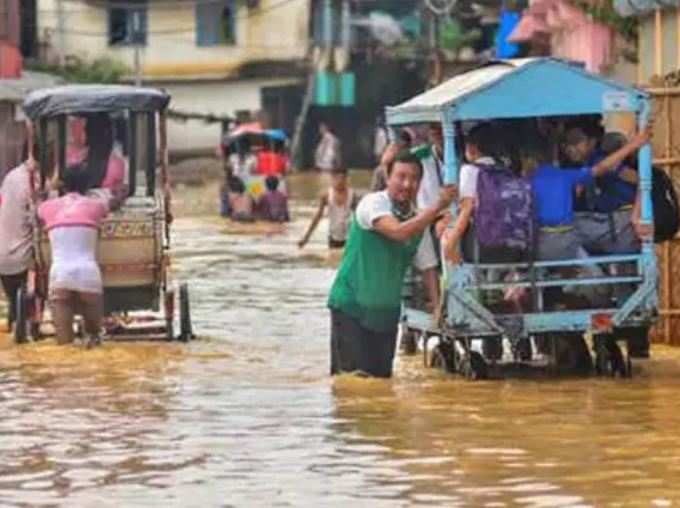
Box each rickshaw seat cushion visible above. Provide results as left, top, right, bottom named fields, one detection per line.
left=121, top=196, right=158, bottom=210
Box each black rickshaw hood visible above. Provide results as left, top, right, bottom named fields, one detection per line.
left=23, top=84, right=170, bottom=119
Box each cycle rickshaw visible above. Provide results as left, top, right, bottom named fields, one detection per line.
left=15, top=84, right=193, bottom=343
left=389, top=58, right=658, bottom=378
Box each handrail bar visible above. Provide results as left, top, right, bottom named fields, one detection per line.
left=462, top=253, right=642, bottom=271
left=475, top=275, right=642, bottom=291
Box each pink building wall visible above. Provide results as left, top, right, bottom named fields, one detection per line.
left=509, top=0, right=614, bottom=74
left=0, top=0, right=22, bottom=78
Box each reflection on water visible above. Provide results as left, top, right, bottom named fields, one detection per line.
left=2, top=171, right=680, bottom=506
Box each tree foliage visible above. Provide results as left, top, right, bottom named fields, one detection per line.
left=26, top=56, right=129, bottom=84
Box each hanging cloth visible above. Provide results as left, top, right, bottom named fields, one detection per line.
left=495, top=9, right=521, bottom=58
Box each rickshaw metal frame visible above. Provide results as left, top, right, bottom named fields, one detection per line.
left=386, top=58, right=657, bottom=376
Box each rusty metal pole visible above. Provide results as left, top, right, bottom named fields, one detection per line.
left=665, top=94, right=672, bottom=344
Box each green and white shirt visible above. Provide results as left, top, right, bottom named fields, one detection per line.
left=327, top=191, right=434, bottom=332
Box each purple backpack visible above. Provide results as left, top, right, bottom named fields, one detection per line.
left=474, top=164, right=533, bottom=252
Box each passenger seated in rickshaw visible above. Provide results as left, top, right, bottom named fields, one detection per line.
left=67, top=114, right=127, bottom=203
left=227, top=144, right=257, bottom=180
left=226, top=176, right=255, bottom=222
left=66, top=116, right=87, bottom=165
left=442, top=122, right=526, bottom=264
left=257, top=176, right=290, bottom=222
left=443, top=123, right=648, bottom=262
left=530, top=129, right=648, bottom=261
left=255, top=141, right=288, bottom=177
left=563, top=124, right=641, bottom=255
left=37, top=164, right=112, bottom=347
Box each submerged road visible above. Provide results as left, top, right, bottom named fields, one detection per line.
left=1, top=173, right=680, bottom=507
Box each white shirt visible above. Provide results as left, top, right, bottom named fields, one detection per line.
left=417, top=151, right=443, bottom=209
left=0, top=164, right=32, bottom=275
left=356, top=191, right=437, bottom=271
left=229, top=153, right=257, bottom=179
left=315, top=132, right=342, bottom=171
left=459, top=156, right=496, bottom=202
left=48, top=227, right=102, bottom=294
left=374, top=126, right=388, bottom=159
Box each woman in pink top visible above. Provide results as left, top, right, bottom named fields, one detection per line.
left=66, top=114, right=126, bottom=198
left=38, top=165, right=111, bottom=346
left=82, top=114, right=126, bottom=196
left=66, top=116, right=87, bottom=166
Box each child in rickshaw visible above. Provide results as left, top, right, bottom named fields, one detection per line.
left=227, top=144, right=257, bottom=180
left=67, top=114, right=127, bottom=205
left=442, top=122, right=523, bottom=264
left=38, top=164, right=112, bottom=347
left=530, top=128, right=648, bottom=261
left=255, top=141, right=289, bottom=177
left=298, top=167, right=361, bottom=249
left=257, top=176, right=290, bottom=223
left=443, top=124, right=649, bottom=262
left=562, top=124, right=641, bottom=255
left=226, top=176, right=255, bottom=222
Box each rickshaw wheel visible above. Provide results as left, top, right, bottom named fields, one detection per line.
left=30, top=322, right=41, bottom=341
left=164, top=289, right=175, bottom=341
left=430, top=342, right=454, bottom=372
left=399, top=325, right=418, bottom=356
left=179, top=283, right=194, bottom=342
left=595, top=339, right=628, bottom=378
left=14, top=287, right=28, bottom=344
left=553, top=333, right=593, bottom=375
left=460, top=351, right=488, bottom=380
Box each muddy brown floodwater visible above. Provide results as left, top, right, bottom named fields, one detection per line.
left=2, top=172, right=680, bottom=507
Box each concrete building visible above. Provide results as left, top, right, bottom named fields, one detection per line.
left=36, top=0, right=310, bottom=156
left=0, top=0, right=60, bottom=177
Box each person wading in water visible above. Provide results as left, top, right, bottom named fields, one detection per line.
left=298, top=168, right=360, bottom=250
left=327, top=150, right=456, bottom=378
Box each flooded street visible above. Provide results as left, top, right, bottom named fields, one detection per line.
left=2, top=172, right=680, bottom=507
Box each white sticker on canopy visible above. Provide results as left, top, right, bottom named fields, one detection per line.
left=603, top=91, right=633, bottom=112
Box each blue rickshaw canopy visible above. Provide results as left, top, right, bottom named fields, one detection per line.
left=386, top=58, right=647, bottom=125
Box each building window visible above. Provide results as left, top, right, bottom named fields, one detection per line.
left=196, top=1, right=236, bottom=47
left=109, top=0, right=147, bottom=46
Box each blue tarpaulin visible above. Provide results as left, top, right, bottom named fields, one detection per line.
left=495, top=9, right=521, bottom=59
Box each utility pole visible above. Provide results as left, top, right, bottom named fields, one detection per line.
left=132, top=10, right=142, bottom=86
left=56, top=0, right=65, bottom=66
left=323, top=0, right=333, bottom=50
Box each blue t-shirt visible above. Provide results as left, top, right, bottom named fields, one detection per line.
left=574, top=152, right=636, bottom=212
left=591, top=154, right=636, bottom=213
left=531, top=164, right=593, bottom=227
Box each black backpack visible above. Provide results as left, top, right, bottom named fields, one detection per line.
left=652, top=166, right=680, bottom=243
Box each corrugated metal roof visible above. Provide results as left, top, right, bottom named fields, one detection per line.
left=614, top=0, right=677, bottom=16
left=0, top=71, right=62, bottom=103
